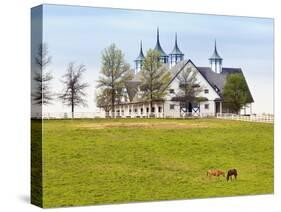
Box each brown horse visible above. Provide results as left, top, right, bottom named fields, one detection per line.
left=226, top=169, right=238, bottom=181
left=207, top=169, right=225, bottom=180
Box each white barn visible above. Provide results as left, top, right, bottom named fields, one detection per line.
left=99, top=29, right=253, bottom=118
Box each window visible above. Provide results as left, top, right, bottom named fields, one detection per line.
left=204, top=104, right=209, bottom=109
left=140, top=108, right=143, bottom=114
left=129, top=109, right=131, bottom=114
left=170, top=104, right=175, bottom=110
left=158, top=107, right=162, bottom=113
left=204, top=89, right=209, bottom=94
left=152, top=107, right=155, bottom=113
left=146, top=107, right=149, bottom=113
left=169, top=89, right=175, bottom=94
left=134, top=108, right=138, bottom=113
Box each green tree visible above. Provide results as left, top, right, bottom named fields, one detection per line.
left=140, top=49, right=171, bottom=116
left=97, top=44, right=132, bottom=118
left=223, top=73, right=252, bottom=114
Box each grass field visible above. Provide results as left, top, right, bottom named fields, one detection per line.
left=37, top=118, right=273, bottom=208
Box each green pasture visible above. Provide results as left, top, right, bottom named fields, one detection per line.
left=35, top=118, right=273, bottom=207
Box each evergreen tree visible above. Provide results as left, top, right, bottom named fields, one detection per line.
left=223, top=73, right=252, bottom=114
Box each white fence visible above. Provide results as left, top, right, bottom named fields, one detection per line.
left=32, top=112, right=102, bottom=119
left=216, top=113, right=274, bottom=123
left=31, top=112, right=274, bottom=123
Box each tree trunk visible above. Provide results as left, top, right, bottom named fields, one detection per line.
left=150, top=100, right=153, bottom=118
left=111, top=89, right=115, bottom=118
left=150, top=92, right=153, bottom=118
left=71, top=91, right=74, bottom=119
left=71, top=101, right=74, bottom=119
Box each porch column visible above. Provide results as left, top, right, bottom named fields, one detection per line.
left=220, top=101, right=222, bottom=115
left=127, top=105, right=129, bottom=117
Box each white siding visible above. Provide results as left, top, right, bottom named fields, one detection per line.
left=200, top=101, right=216, bottom=116
left=163, top=101, right=181, bottom=118
left=166, top=61, right=220, bottom=116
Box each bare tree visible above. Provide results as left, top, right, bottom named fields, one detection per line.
left=97, top=44, right=132, bottom=118
left=173, top=66, right=203, bottom=116
left=96, top=88, right=112, bottom=117
left=59, top=62, right=89, bottom=118
left=32, top=43, right=53, bottom=105
left=140, top=49, right=171, bottom=117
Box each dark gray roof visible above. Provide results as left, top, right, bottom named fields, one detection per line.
left=197, top=67, right=226, bottom=93
left=125, top=60, right=253, bottom=103
left=197, top=67, right=254, bottom=102
left=126, top=61, right=188, bottom=103
left=170, top=33, right=184, bottom=55
left=125, top=80, right=140, bottom=102
left=209, top=41, right=222, bottom=60
left=154, top=28, right=168, bottom=57
left=135, top=40, right=145, bottom=61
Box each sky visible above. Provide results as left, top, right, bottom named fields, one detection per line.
left=32, top=4, right=274, bottom=114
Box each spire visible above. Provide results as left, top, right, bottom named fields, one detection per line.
left=135, top=40, right=144, bottom=61
left=157, top=27, right=159, bottom=43
left=209, top=40, right=223, bottom=73
left=209, top=39, right=222, bottom=59
left=170, top=32, right=183, bottom=55
left=154, top=27, right=168, bottom=57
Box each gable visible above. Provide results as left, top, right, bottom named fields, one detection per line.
left=166, top=60, right=221, bottom=101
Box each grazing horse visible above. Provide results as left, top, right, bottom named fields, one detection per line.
left=207, top=169, right=225, bottom=180
left=227, top=169, right=238, bottom=181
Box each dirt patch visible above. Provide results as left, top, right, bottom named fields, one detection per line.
left=78, top=122, right=209, bottom=129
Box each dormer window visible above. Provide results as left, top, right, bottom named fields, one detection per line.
left=204, top=89, right=209, bottom=94
left=214, top=85, right=220, bottom=92
left=169, top=89, right=175, bottom=94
